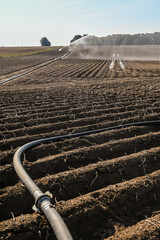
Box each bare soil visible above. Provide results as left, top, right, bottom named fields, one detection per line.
left=0, top=46, right=160, bottom=239
left=0, top=46, right=65, bottom=77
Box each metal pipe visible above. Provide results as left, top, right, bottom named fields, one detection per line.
left=13, top=140, right=73, bottom=240
left=13, top=120, right=160, bottom=239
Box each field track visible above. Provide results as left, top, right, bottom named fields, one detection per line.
left=1, top=47, right=160, bottom=239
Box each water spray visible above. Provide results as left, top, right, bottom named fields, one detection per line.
left=59, top=35, right=89, bottom=52
left=109, top=53, right=125, bottom=69
left=117, top=54, right=125, bottom=69
left=109, top=53, right=116, bottom=69
left=70, top=34, right=89, bottom=46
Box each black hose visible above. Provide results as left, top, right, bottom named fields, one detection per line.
left=13, top=120, right=160, bottom=239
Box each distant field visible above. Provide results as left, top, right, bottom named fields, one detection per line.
left=0, top=46, right=66, bottom=77
left=0, top=46, right=60, bottom=58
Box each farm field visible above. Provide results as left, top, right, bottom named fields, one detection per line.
left=0, top=46, right=65, bottom=78
left=0, top=46, right=59, bottom=58
left=1, top=46, right=160, bottom=239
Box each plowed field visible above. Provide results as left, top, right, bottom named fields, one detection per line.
left=0, top=46, right=64, bottom=78
left=1, top=47, right=160, bottom=240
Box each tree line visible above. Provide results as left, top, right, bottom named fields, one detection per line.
left=40, top=32, right=160, bottom=46
left=71, top=32, right=160, bottom=45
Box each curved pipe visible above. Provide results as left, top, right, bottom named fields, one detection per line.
left=14, top=141, right=73, bottom=240
left=13, top=120, right=160, bottom=239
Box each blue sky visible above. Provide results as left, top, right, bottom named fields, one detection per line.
left=0, top=0, right=159, bottom=46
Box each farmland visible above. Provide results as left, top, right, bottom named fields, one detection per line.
left=0, top=46, right=64, bottom=78
left=0, top=46, right=56, bottom=58
left=0, top=46, right=160, bottom=239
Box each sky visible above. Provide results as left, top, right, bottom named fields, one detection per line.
left=0, top=0, right=160, bottom=46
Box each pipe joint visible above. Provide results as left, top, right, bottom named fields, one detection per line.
left=32, top=191, right=53, bottom=212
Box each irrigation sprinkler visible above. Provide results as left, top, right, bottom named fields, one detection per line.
left=58, top=46, right=67, bottom=52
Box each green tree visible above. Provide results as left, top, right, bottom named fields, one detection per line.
left=40, top=37, right=51, bottom=46
left=70, top=35, right=82, bottom=43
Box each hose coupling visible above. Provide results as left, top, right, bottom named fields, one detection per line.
left=32, top=191, right=53, bottom=212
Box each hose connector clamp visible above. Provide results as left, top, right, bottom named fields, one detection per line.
left=32, top=191, right=53, bottom=212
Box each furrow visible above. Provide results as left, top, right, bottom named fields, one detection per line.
left=1, top=170, right=160, bottom=239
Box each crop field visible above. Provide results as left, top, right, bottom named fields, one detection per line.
left=0, top=46, right=160, bottom=239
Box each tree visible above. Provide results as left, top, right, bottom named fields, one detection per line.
left=70, top=35, right=82, bottom=43
left=40, top=37, right=51, bottom=46
left=83, top=34, right=88, bottom=37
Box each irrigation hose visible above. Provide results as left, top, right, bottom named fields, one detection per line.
left=13, top=120, right=160, bottom=239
